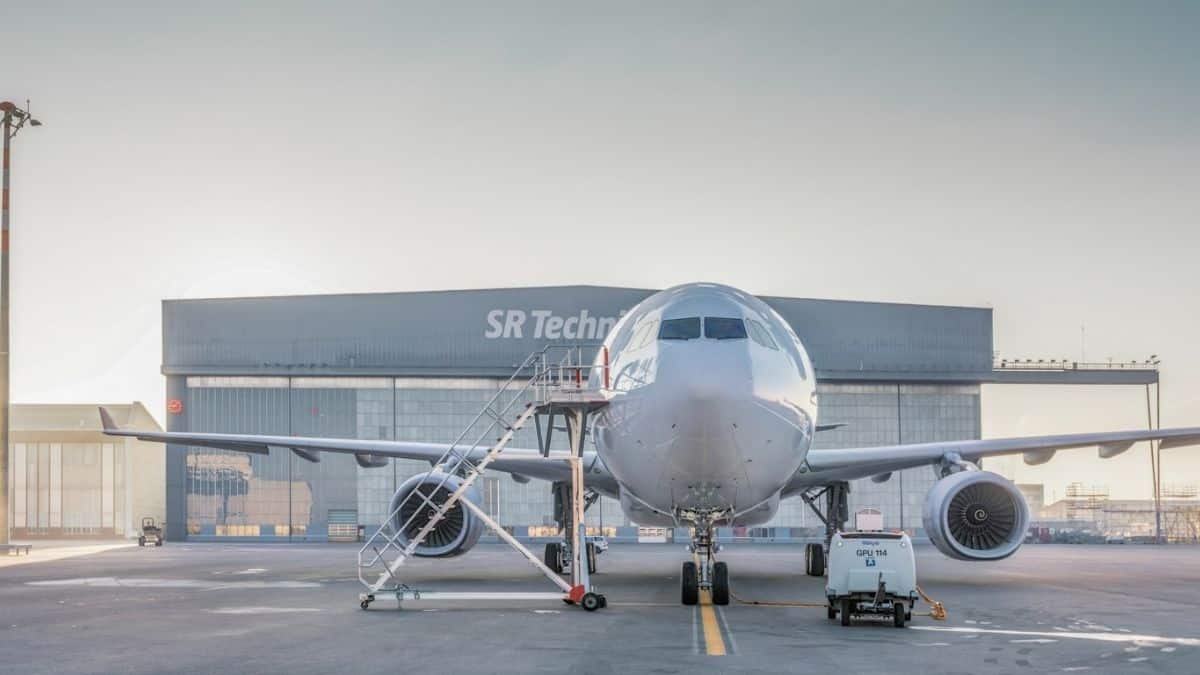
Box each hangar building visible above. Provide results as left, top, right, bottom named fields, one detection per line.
left=7, top=403, right=165, bottom=538
left=159, top=285, right=1155, bottom=542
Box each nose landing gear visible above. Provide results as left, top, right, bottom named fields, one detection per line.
left=680, top=523, right=729, bottom=606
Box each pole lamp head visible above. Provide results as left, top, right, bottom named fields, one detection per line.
left=29, top=119, right=42, bottom=127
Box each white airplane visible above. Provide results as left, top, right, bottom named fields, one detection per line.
left=101, top=282, right=1200, bottom=609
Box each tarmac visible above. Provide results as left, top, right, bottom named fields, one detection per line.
left=1, top=541, right=1199, bottom=674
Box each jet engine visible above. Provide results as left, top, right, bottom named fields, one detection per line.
left=388, top=471, right=484, bottom=558
left=922, top=470, right=1029, bottom=561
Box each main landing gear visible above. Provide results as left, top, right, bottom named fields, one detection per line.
left=680, top=524, right=729, bottom=606
left=800, top=480, right=850, bottom=577
left=543, top=540, right=597, bottom=575
left=544, top=482, right=601, bottom=576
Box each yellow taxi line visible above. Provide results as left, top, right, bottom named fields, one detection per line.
left=691, top=551, right=728, bottom=656
left=698, top=589, right=727, bottom=655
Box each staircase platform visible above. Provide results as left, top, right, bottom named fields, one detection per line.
left=536, top=390, right=609, bottom=413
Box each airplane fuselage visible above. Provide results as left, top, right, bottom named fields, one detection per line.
left=589, top=283, right=817, bottom=528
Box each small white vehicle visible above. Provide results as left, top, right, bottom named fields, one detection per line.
left=826, top=531, right=917, bottom=627
left=588, top=535, right=609, bottom=554
left=137, top=517, right=164, bottom=547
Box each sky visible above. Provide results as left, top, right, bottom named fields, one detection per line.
left=1, top=1, right=1197, bottom=502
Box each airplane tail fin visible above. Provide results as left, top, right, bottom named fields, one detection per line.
left=98, top=407, right=118, bottom=431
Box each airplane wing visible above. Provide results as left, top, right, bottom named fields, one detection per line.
left=98, top=407, right=617, bottom=491
left=787, top=426, right=1200, bottom=491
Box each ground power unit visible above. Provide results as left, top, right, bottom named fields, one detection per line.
left=826, top=531, right=918, bottom=627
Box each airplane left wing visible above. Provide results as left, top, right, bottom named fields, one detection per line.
left=787, top=425, right=1200, bottom=491
left=98, top=407, right=617, bottom=491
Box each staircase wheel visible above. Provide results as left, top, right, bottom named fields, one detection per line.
left=581, top=592, right=602, bottom=612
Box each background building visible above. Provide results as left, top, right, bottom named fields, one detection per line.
left=157, top=285, right=1155, bottom=542
left=1017, top=483, right=1047, bottom=519
left=1039, top=485, right=1200, bottom=542
left=7, top=403, right=165, bottom=538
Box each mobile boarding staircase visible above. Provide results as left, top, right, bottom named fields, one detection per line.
left=357, top=345, right=611, bottom=611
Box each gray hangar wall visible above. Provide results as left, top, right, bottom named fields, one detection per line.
left=161, top=285, right=992, bottom=541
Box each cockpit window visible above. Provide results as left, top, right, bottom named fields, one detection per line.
left=704, top=317, right=747, bottom=340
left=626, top=319, right=659, bottom=350
left=658, top=317, right=701, bottom=340
left=746, top=319, right=778, bottom=350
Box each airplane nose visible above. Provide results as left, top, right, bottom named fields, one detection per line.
left=673, top=343, right=754, bottom=404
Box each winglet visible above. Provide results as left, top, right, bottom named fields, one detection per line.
left=98, top=406, right=118, bottom=432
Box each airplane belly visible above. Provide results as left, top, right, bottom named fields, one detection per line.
left=595, top=391, right=810, bottom=523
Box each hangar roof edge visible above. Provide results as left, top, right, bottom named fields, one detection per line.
left=162, top=284, right=990, bottom=313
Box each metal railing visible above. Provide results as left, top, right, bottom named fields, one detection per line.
left=994, top=357, right=1159, bottom=372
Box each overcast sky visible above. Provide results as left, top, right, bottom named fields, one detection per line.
left=2, top=1, right=1197, bottom=501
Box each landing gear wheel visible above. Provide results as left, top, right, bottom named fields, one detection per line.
left=586, top=542, right=597, bottom=574
left=544, top=542, right=562, bottom=574
left=711, top=561, right=730, bottom=606
left=893, top=602, right=906, bottom=628
left=581, top=592, right=603, bottom=611
left=827, top=604, right=837, bottom=620
left=840, top=597, right=852, bottom=626
left=804, top=543, right=825, bottom=576
left=681, top=561, right=699, bottom=606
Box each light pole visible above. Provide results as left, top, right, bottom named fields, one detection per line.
left=0, top=100, right=42, bottom=545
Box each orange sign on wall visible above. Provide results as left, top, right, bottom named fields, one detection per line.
left=167, top=399, right=184, bottom=414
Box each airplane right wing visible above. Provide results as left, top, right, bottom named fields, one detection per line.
left=788, top=425, right=1200, bottom=490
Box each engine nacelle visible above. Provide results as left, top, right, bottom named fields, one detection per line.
left=922, top=470, right=1029, bottom=561
left=388, top=471, right=484, bottom=558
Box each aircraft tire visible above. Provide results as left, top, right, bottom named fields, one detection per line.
left=805, top=543, right=825, bottom=576
left=681, top=562, right=699, bottom=605
left=711, top=561, right=730, bottom=605
left=544, top=543, right=562, bottom=574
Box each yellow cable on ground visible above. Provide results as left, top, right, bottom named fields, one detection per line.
left=714, top=551, right=829, bottom=608
left=729, top=588, right=828, bottom=608
left=914, top=585, right=947, bottom=620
